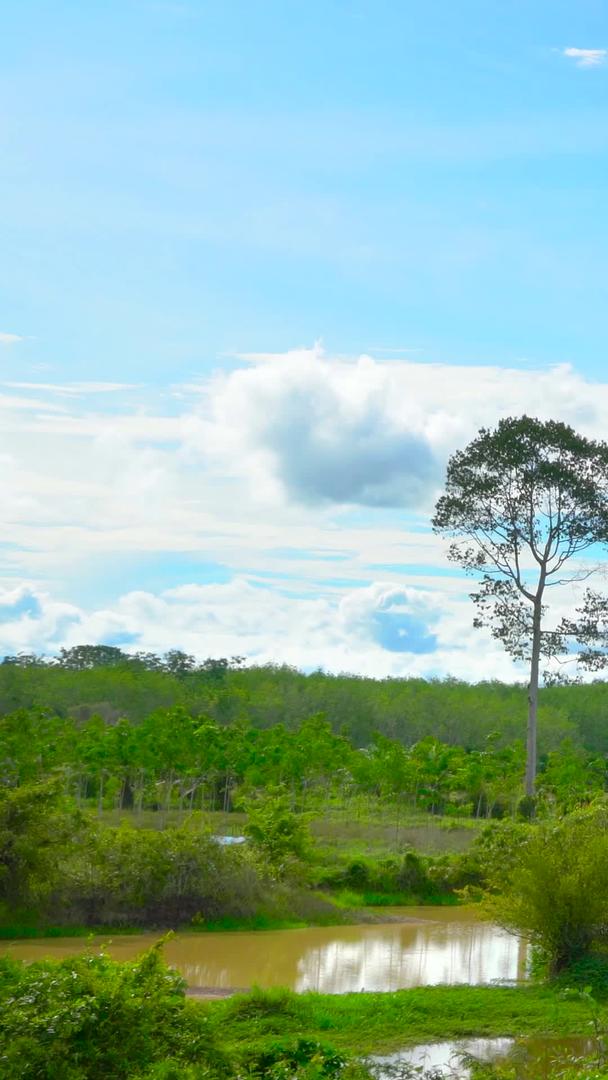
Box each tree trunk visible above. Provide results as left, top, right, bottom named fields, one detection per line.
left=526, top=598, right=542, bottom=797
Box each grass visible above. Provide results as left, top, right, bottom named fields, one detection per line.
left=0, top=912, right=342, bottom=940
left=191, top=907, right=349, bottom=932
left=328, top=888, right=458, bottom=908
left=0, top=891, right=353, bottom=939
left=207, top=984, right=606, bottom=1056
left=96, top=808, right=249, bottom=832
left=1, top=804, right=477, bottom=943
left=0, top=920, right=311, bottom=940
left=310, top=808, right=481, bottom=858
left=96, top=805, right=482, bottom=856
left=0, top=923, right=145, bottom=939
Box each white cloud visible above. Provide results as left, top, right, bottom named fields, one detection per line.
left=3, top=381, right=139, bottom=396
left=211, top=359, right=435, bottom=508
left=0, top=580, right=518, bottom=682
left=198, top=348, right=608, bottom=512
left=0, top=391, right=66, bottom=412
left=198, top=346, right=436, bottom=509
left=563, top=47, right=607, bottom=68
left=2, top=348, right=608, bottom=678
left=0, top=332, right=23, bottom=345
left=3, top=349, right=608, bottom=572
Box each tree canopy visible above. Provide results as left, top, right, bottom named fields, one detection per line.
left=433, top=415, right=608, bottom=795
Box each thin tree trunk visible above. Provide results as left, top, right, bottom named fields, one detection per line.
left=526, top=598, right=542, bottom=797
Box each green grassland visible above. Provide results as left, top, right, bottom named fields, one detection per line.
left=210, top=984, right=604, bottom=1055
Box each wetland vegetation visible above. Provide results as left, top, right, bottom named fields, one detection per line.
left=3, top=655, right=608, bottom=1076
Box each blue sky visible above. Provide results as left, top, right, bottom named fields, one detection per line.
left=1, top=2, right=607, bottom=677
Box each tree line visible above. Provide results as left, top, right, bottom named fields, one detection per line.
left=1, top=699, right=605, bottom=818
left=3, top=648, right=608, bottom=748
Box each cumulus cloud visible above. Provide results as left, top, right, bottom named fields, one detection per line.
left=563, top=47, right=607, bottom=68
left=0, top=580, right=518, bottom=682
left=0, top=585, right=42, bottom=621
left=201, top=345, right=438, bottom=508
left=3, top=348, right=608, bottom=678
left=0, top=585, right=81, bottom=655
left=199, top=347, right=608, bottom=512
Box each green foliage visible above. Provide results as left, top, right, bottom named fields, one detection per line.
left=240, top=1037, right=353, bottom=1079
left=465, top=820, right=532, bottom=887
left=57, top=819, right=270, bottom=927
left=3, top=654, right=608, bottom=827
left=0, top=781, right=312, bottom=931
left=3, top=948, right=605, bottom=1077
left=319, top=846, right=479, bottom=905
left=0, top=780, right=83, bottom=918
left=554, top=955, right=608, bottom=995
left=484, top=807, right=608, bottom=972
left=241, top=789, right=313, bottom=878
left=2, top=652, right=608, bottom=752
left=3, top=654, right=608, bottom=938
left=539, top=739, right=607, bottom=812
left=432, top=416, right=608, bottom=674
left=0, top=953, right=374, bottom=1079
left=0, top=945, right=230, bottom=1079
left=452, top=1060, right=608, bottom=1080
left=226, top=986, right=314, bottom=1027
left=215, top=984, right=603, bottom=1055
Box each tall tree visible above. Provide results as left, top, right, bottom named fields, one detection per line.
left=433, top=416, right=608, bottom=796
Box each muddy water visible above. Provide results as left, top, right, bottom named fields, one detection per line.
left=370, top=1036, right=598, bottom=1078
left=1, top=907, right=526, bottom=993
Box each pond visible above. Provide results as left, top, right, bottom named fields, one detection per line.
left=369, top=1036, right=598, bottom=1078
left=2, top=906, right=526, bottom=994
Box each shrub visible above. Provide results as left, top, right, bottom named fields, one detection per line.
left=0, top=781, right=83, bottom=921
left=241, top=790, right=313, bottom=879
left=485, top=807, right=608, bottom=972
left=0, top=946, right=230, bottom=1079
left=225, top=985, right=313, bottom=1028
left=241, top=1037, right=348, bottom=1078
left=396, top=852, right=427, bottom=893
left=51, top=822, right=269, bottom=927
left=342, top=860, right=369, bottom=890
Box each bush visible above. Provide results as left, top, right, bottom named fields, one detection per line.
left=225, top=985, right=313, bottom=1027
left=50, top=821, right=272, bottom=928
left=553, top=953, right=608, bottom=994
left=0, top=955, right=373, bottom=1079
left=0, top=781, right=83, bottom=921
left=0, top=946, right=230, bottom=1079
left=396, top=852, right=428, bottom=893
left=321, top=850, right=473, bottom=902
left=342, top=860, right=369, bottom=890
left=485, top=806, right=608, bottom=972
left=241, top=790, right=313, bottom=880
left=0, top=780, right=327, bottom=932
left=241, top=1037, right=349, bottom=1078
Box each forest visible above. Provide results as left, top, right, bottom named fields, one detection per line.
left=5, top=421, right=608, bottom=1077
left=4, top=652, right=608, bottom=1077
left=2, top=647, right=608, bottom=819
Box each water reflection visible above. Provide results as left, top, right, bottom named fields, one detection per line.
left=371, top=1038, right=514, bottom=1077
left=2, top=907, right=524, bottom=994
left=370, top=1036, right=598, bottom=1079
left=295, top=915, right=521, bottom=993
